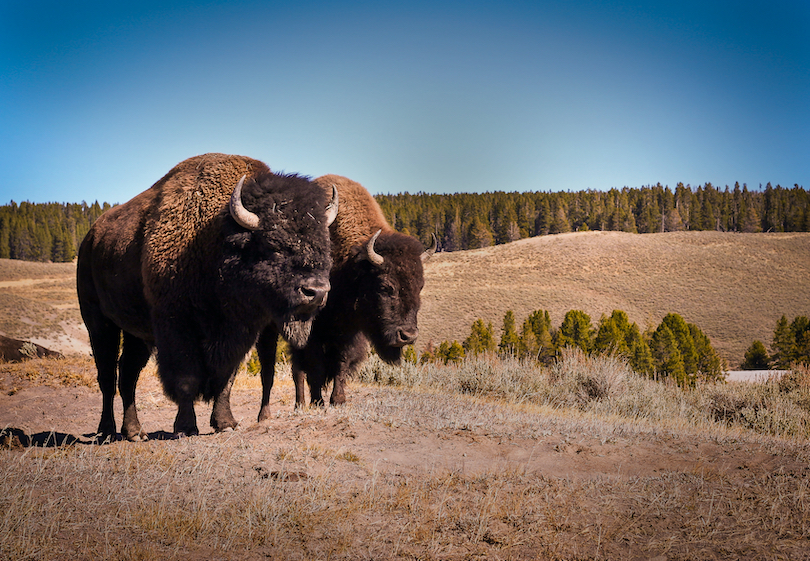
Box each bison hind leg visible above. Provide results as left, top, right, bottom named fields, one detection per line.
left=210, top=368, right=239, bottom=432
left=119, top=333, right=152, bottom=441
left=87, top=318, right=123, bottom=442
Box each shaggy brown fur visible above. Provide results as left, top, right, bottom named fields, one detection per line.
left=78, top=153, right=333, bottom=440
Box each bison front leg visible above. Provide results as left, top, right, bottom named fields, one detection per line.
left=329, top=340, right=368, bottom=406
left=256, top=327, right=278, bottom=421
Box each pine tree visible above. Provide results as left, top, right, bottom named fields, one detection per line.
left=499, top=311, right=520, bottom=356
left=791, top=316, right=810, bottom=365
left=519, top=318, right=539, bottom=358
left=661, top=313, right=699, bottom=377
left=689, top=323, right=724, bottom=381
left=742, top=341, right=770, bottom=370
left=556, top=310, right=593, bottom=353
left=651, top=324, right=687, bottom=385
left=772, top=315, right=796, bottom=369
left=463, top=319, right=496, bottom=355
left=628, top=324, right=654, bottom=376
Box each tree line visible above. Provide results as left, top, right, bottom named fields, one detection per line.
left=743, top=316, right=810, bottom=370
left=376, top=182, right=809, bottom=250
left=0, top=201, right=111, bottom=262
left=417, top=309, right=725, bottom=387
left=2, top=181, right=807, bottom=262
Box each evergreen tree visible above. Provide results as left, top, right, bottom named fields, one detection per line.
left=660, top=313, right=699, bottom=376
left=518, top=318, right=539, bottom=358
left=689, top=323, right=724, bottom=381
left=499, top=310, right=520, bottom=356
left=742, top=340, right=770, bottom=370
left=628, top=324, right=654, bottom=376
left=463, top=319, right=497, bottom=355
left=526, top=309, right=555, bottom=364
left=438, top=341, right=465, bottom=365
left=791, top=316, right=810, bottom=365
left=593, top=310, right=635, bottom=356
left=772, top=315, right=796, bottom=369
left=651, top=324, right=688, bottom=385
left=556, top=310, right=593, bottom=353
left=468, top=215, right=494, bottom=249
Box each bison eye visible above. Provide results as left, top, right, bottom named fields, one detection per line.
left=381, top=282, right=396, bottom=296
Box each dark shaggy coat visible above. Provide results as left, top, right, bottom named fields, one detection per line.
left=77, top=153, right=333, bottom=439
left=257, top=174, right=431, bottom=417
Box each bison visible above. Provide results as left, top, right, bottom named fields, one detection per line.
left=256, top=174, right=434, bottom=418
left=77, top=153, right=337, bottom=440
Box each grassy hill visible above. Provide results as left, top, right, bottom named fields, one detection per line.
left=419, top=231, right=810, bottom=367
left=1, top=231, right=808, bottom=367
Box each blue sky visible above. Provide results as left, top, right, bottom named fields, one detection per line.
left=1, top=0, right=808, bottom=204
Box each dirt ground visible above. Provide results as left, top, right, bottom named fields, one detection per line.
left=1, top=365, right=804, bottom=489
left=3, top=362, right=810, bottom=560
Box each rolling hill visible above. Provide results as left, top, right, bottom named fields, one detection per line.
left=1, top=231, right=808, bottom=367
left=418, top=231, right=810, bottom=367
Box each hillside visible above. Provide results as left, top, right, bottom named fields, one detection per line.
left=419, top=231, right=810, bottom=367
left=1, top=231, right=808, bottom=367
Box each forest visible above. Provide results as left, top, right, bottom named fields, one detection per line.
left=1, top=182, right=807, bottom=262
left=377, top=182, right=809, bottom=250
left=0, top=201, right=110, bottom=262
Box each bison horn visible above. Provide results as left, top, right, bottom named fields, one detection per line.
left=422, top=233, right=438, bottom=262
left=230, top=175, right=261, bottom=230
left=325, top=185, right=338, bottom=226
left=367, top=229, right=384, bottom=266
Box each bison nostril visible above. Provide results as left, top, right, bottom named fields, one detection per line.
left=299, top=283, right=329, bottom=308
left=397, top=327, right=418, bottom=345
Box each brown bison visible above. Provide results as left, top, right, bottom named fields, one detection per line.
left=77, top=153, right=337, bottom=439
left=256, top=174, right=434, bottom=418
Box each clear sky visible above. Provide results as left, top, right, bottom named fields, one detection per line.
left=1, top=0, right=808, bottom=204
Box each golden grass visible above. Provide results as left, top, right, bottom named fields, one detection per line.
left=420, top=231, right=810, bottom=367
left=3, top=362, right=810, bottom=560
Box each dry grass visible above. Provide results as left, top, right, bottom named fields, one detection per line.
left=0, top=259, right=85, bottom=354
left=0, top=356, right=97, bottom=394
left=420, top=231, right=810, bottom=367
left=3, top=353, right=810, bottom=559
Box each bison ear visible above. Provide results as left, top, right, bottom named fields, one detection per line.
left=365, top=229, right=384, bottom=266
left=230, top=175, right=261, bottom=230
left=325, top=185, right=338, bottom=226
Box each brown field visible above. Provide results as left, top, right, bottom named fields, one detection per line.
left=1, top=232, right=810, bottom=560
left=420, top=231, right=810, bottom=367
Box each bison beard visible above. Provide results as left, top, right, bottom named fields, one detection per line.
left=281, top=315, right=313, bottom=349
left=77, top=153, right=335, bottom=440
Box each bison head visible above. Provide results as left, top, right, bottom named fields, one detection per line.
left=349, top=230, right=435, bottom=363
left=221, top=172, right=338, bottom=348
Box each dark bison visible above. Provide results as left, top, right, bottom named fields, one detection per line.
left=257, top=174, right=434, bottom=418
left=77, top=153, right=337, bottom=439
